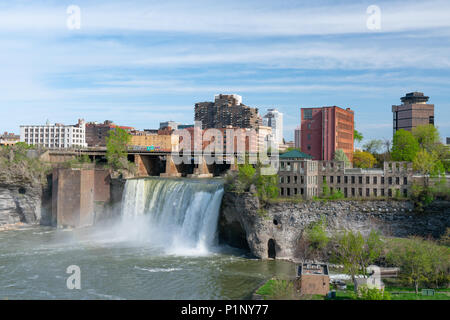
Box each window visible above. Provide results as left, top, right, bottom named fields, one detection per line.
left=337, top=176, right=341, bottom=184
left=403, top=177, right=408, bottom=185
left=344, top=176, right=348, bottom=184
left=429, top=116, right=434, bottom=125
left=352, top=176, right=355, bottom=184
left=330, top=176, right=334, bottom=183
left=352, top=188, right=355, bottom=196
left=396, top=177, right=400, bottom=185
left=307, top=123, right=311, bottom=129
left=303, top=109, right=313, bottom=119
left=388, top=189, right=392, bottom=197
left=381, top=177, right=385, bottom=184
left=359, top=188, right=363, bottom=197
left=359, top=176, right=363, bottom=184
left=381, top=189, right=385, bottom=196
left=403, top=189, right=408, bottom=197
left=366, top=189, right=370, bottom=197
left=373, top=177, right=377, bottom=184
left=307, top=134, right=311, bottom=140
left=389, top=177, right=393, bottom=185
left=374, top=189, right=378, bottom=197
left=307, top=145, right=311, bottom=151
left=366, top=177, right=370, bottom=184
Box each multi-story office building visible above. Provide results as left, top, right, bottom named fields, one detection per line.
left=301, top=106, right=354, bottom=162
left=278, top=150, right=414, bottom=199
left=20, top=119, right=88, bottom=149
left=0, top=132, right=20, bottom=146
left=85, top=120, right=134, bottom=147
left=195, top=94, right=261, bottom=129
left=294, top=127, right=301, bottom=149
left=263, top=109, right=283, bottom=145
left=392, top=92, right=434, bottom=134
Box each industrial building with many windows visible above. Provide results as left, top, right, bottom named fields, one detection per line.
left=20, top=119, right=88, bottom=149
left=278, top=150, right=413, bottom=199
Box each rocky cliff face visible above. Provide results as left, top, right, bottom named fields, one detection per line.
left=0, top=180, right=49, bottom=226
left=219, top=192, right=450, bottom=260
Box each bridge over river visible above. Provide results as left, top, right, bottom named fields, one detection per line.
left=41, top=148, right=240, bottom=178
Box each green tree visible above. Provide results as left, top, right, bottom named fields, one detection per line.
left=306, top=217, right=329, bottom=251
left=391, top=129, right=420, bottom=161
left=386, top=237, right=447, bottom=294
left=255, top=168, right=279, bottom=202
left=413, top=149, right=445, bottom=188
left=363, top=139, right=383, bottom=154
left=334, top=149, right=350, bottom=167
left=353, top=150, right=377, bottom=168
left=333, top=230, right=382, bottom=288
left=354, top=130, right=364, bottom=144
left=106, top=128, right=131, bottom=170
left=412, top=124, right=441, bottom=153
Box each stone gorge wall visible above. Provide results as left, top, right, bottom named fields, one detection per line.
left=219, top=192, right=450, bottom=260
left=0, top=179, right=51, bottom=226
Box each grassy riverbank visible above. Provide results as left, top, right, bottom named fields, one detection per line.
left=255, top=279, right=450, bottom=300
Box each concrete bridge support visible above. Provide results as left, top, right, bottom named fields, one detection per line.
left=160, top=155, right=182, bottom=177
left=134, top=154, right=162, bottom=177
left=188, top=156, right=214, bottom=178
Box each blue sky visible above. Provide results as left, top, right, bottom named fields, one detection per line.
left=0, top=0, right=449, bottom=143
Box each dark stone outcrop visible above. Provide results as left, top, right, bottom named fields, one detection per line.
left=220, top=192, right=450, bottom=260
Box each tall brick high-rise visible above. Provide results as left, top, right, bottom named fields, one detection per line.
left=301, top=106, right=354, bottom=162
left=392, top=92, right=434, bottom=134
left=195, top=94, right=260, bottom=129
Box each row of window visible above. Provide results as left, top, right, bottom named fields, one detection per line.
left=325, top=175, right=408, bottom=185
left=24, top=128, right=83, bottom=133
left=280, top=187, right=318, bottom=197
left=281, top=186, right=408, bottom=198
left=280, top=175, right=318, bottom=184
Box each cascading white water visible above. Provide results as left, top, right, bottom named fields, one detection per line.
left=119, top=177, right=224, bottom=255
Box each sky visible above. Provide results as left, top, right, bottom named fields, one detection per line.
left=0, top=0, right=449, bottom=144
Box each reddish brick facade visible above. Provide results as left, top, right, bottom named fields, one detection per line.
left=301, top=106, right=354, bottom=162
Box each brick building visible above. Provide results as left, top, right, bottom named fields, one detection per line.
left=0, top=132, right=20, bottom=146
left=195, top=94, right=261, bottom=130
left=85, top=120, right=134, bottom=147
left=392, top=92, right=434, bottom=134
left=296, top=263, right=330, bottom=296
left=278, top=151, right=415, bottom=199
left=129, top=130, right=179, bottom=152
left=301, top=106, right=354, bottom=162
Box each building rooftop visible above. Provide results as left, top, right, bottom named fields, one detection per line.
left=298, top=263, right=329, bottom=276
left=401, top=92, right=429, bottom=104
left=280, top=149, right=313, bottom=159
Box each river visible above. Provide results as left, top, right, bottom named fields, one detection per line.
left=0, top=177, right=296, bottom=300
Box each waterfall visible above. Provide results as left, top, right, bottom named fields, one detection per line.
left=119, top=177, right=224, bottom=255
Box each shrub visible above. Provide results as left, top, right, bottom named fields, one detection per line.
left=353, top=286, right=391, bottom=300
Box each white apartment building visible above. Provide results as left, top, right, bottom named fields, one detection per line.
left=263, top=108, right=283, bottom=146
left=20, top=119, right=88, bottom=149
